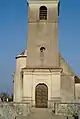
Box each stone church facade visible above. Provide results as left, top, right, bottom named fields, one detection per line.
left=13, top=0, right=80, bottom=108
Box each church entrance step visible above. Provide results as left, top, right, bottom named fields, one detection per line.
left=16, top=115, right=73, bottom=119
left=16, top=108, right=73, bottom=119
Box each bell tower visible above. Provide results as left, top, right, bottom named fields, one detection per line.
left=27, top=0, right=60, bottom=68
left=22, top=0, right=62, bottom=107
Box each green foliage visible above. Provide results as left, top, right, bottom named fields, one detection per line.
left=0, top=92, right=13, bottom=102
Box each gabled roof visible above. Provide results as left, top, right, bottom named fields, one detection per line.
left=59, top=52, right=80, bottom=83
left=59, top=52, right=75, bottom=76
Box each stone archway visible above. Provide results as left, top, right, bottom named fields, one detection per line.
left=35, top=83, right=48, bottom=108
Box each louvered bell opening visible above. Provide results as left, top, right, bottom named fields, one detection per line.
left=39, top=6, right=47, bottom=20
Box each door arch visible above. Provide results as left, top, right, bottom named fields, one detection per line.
left=35, top=83, right=48, bottom=108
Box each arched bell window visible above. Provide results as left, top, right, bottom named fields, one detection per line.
left=39, top=6, right=47, bottom=20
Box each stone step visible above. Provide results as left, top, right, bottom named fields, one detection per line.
left=16, top=115, right=73, bottom=119
left=16, top=108, right=74, bottom=119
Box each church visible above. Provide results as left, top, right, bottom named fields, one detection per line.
left=13, top=0, right=80, bottom=108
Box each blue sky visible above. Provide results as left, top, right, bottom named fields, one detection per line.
left=0, top=0, right=80, bottom=94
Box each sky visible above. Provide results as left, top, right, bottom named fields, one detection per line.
left=0, top=0, right=80, bottom=94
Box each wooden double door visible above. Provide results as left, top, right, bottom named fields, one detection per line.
left=35, top=83, right=48, bottom=108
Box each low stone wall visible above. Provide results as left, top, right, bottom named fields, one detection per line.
left=0, top=102, right=31, bottom=119
left=0, top=102, right=79, bottom=119
left=55, top=102, right=80, bottom=116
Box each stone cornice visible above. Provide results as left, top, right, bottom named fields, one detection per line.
left=28, top=0, right=58, bottom=4
left=16, top=55, right=26, bottom=59
left=22, top=67, right=63, bottom=75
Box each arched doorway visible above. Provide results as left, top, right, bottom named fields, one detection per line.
left=35, top=83, right=48, bottom=108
